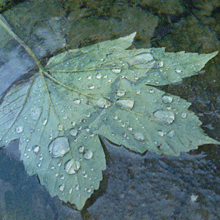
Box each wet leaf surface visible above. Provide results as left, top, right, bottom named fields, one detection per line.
left=0, top=19, right=219, bottom=211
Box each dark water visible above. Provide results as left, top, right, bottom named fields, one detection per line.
left=0, top=0, right=220, bottom=219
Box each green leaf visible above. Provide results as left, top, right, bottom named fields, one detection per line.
left=0, top=28, right=219, bottom=210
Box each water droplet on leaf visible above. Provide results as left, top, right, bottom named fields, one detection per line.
left=73, top=99, right=80, bottom=104
left=15, top=126, right=23, bottom=134
left=96, top=73, right=102, bottom=79
left=32, top=145, right=40, bottom=153
left=115, top=99, right=134, bottom=110
left=30, top=107, right=41, bottom=120
left=84, top=150, right=93, bottom=160
left=158, top=130, right=165, bottom=137
left=69, top=128, right=78, bottom=137
left=59, top=184, right=65, bottom=192
left=153, top=110, right=175, bottom=125
left=78, top=146, right=85, bottom=153
left=112, top=67, right=121, bottom=73
left=64, top=159, right=80, bottom=174
left=181, top=113, right=187, bottom=118
left=58, top=124, right=63, bottom=131
left=133, top=132, right=145, bottom=141
left=162, top=95, right=173, bottom=104
left=48, top=136, right=70, bottom=158
left=97, top=98, right=111, bottom=109
left=167, top=130, right=175, bottom=137
left=116, top=90, right=126, bottom=97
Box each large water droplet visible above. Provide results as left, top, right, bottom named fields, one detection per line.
left=153, top=110, right=175, bottom=125
left=30, top=107, right=41, bottom=120
left=115, top=99, right=134, bottom=110
left=64, top=159, right=80, bottom=174
left=97, top=98, right=111, bottom=109
left=162, top=95, right=173, bottom=104
left=33, top=145, right=40, bottom=154
left=84, top=150, right=93, bottom=160
left=112, top=67, right=121, bottom=73
left=129, top=53, right=154, bottom=65
left=48, top=136, right=70, bottom=158
left=133, top=132, right=145, bottom=141
left=15, top=126, right=23, bottom=134
left=69, top=128, right=78, bottom=137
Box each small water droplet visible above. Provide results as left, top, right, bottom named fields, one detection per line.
left=96, top=73, right=102, bottom=79
left=97, top=98, right=111, bottom=109
left=58, top=124, right=63, bottom=131
left=87, top=75, right=92, bottom=80
left=88, top=85, right=95, bottom=90
left=71, top=121, right=76, bottom=126
left=175, top=69, right=182, bottom=73
left=30, top=107, right=41, bottom=120
left=113, top=115, right=118, bottom=120
left=51, top=166, right=55, bottom=170
left=37, top=163, right=41, bottom=167
left=162, top=95, right=173, bottom=104
left=78, top=146, right=85, bottom=153
left=181, top=113, right=187, bottom=118
left=167, top=130, right=175, bottom=137
left=33, top=145, right=40, bottom=154
left=149, top=89, right=154, bottom=93
left=73, top=99, right=80, bottom=104
left=153, top=110, right=175, bottom=125
left=43, top=118, right=48, bottom=125
left=63, top=115, right=67, bottom=120
left=115, top=99, right=134, bottom=110
left=128, top=127, right=133, bottom=131
left=87, top=189, right=92, bottom=193
left=64, top=159, right=80, bottom=174
left=69, top=188, right=73, bottom=194
left=60, top=175, right=65, bottom=180
left=59, top=184, right=65, bottom=192
left=112, top=67, right=121, bottom=73
left=48, top=136, right=70, bottom=158
left=116, top=90, right=126, bottom=96
left=15, top=126, right=23, bottom=134
left=158, top=130, right=165, bottom=137
left=84, top=150, right=93, bottom=160
left=133, top=132, right=145, bottom=141
left=69, top=128, right=78, bottom=137
left=75, top=185, right=79, bottom=190
left=156, top=61, right=164, bottom=67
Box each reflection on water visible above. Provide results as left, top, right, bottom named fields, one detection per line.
left=0, top=0, right=220, bottom=219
